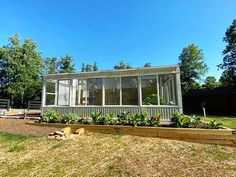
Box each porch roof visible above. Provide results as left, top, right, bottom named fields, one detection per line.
left=44, top=64, right=179, bottom=80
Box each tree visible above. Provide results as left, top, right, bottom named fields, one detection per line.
left=178, top=44, right=208, bottom=94
left=218, top=19, right=236, bottom=86
left=81, top=62, right=98, bottom=72
left=219, top=70, right=235, bottom=86
left=85, top=64, right=92, bottom=72
left=202, top=76, right=220, bottom=89
left=58, top=54, right=75, bottom=73
left=93, top=62, right=98, bottom=71
left=114, top=60, right=132, bottom=70
left=81, top=62, right=86, bottom=72
left=0, top=34, right=42, bottom=107
left=43, top=57, right=58, bottom=74
left=144, top=62, right=151, bottom=67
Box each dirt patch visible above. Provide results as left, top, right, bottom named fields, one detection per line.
left=0, top=118, right=59, bottom=136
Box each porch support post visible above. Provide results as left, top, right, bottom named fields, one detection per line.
left=41, top=79, right=46, bottom=115
left=120, top=78, right=122, bottom=105
left=138, top=76, right=142, bottom=106
left=176, top=67, right=183, bottom=113
left=157, top=75, right=160, bottom=105
left=42, top=79, right=46, bottom=107
left=55, top=81, right=58, bottom=106
left=102, top=78, right=105, bottom=106
left=69, top=79, right=74, bottom=106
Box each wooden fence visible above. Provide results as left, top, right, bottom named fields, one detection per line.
left=0, top=99, right=10, bottom=110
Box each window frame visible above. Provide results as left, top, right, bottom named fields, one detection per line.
left=43, top=72, right=179, bottom=108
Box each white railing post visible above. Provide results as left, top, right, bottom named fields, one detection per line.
left=138, top=76, right=142, bottom=106
left=102, top=78, right=105, bottom=106
left=176, top=67, right=183, bottom=113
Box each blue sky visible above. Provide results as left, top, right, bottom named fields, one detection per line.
left=0, top=0, right=235, bottom=80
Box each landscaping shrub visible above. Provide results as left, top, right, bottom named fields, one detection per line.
left=206, top=120, right=223, bottom=129
left=91, top=111, right=102, bottom=124
left=78, top=114, right=91, bottom=124
left=61, top=113, right=79, bottom=124
left=133, top=111, right=149, bottom=126
left=42, top=110, right=160, bottom=127
left=42, top=109, right=62, bottom=123
left=117, top=112, right=134, bottom=125
left=117, top=111, right=160, bottom=127
left=92, top=111, right=115, bottom=125
left=148, top=114, right=161, bottom=127
left=171, top=112, right=200, bottom=128
left=171, top=113, right=223, bottom=129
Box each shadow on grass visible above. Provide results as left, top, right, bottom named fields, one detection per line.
left=0, top=132, right=36, bottom=142
left=8, top=144, right=26, bottom=153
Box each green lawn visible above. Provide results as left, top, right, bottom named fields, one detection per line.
left=200, top=116, right=236, bottom=129
left=1, top=132, right=236, bottom=176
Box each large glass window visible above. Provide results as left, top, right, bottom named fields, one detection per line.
left=75, top=80, right=87, bottom=105
left=105, top=78, right=120, bottom=105
left=87, top=78, right=102, bottom=105
left=58, top=80, right=70, bottom=106
left=121, top=77, right=138, bottom=105
left=46, top=80, right=56, bottom=105
left=141, top=75, right=158, bottom=105
left=159, top=74, right=177, bottom=105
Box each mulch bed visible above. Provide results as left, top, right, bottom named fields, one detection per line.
left=0, top=118, right=59, bottom=136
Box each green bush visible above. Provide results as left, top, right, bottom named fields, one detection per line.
left=148, top=114, right=161, bottom=127
left=91, top=111, right=102, bottom=124
left=117, top=111, right=160, bottom=127
left=42, top=109, right=62, bottom=123
left=171, top=112, right=200, bottom=128
left=207, top=120, right=223, bottom=129
left=91, top=111, right=116, bottom=125
left=133, top=111, right=149, bottom=126
left=95, top=113, right=115, bottom=125
left=61, top=113, right=79, bottom=124
left=117, top=112, right=134, bottom=125
left=42, top=110, right=160, bottom=127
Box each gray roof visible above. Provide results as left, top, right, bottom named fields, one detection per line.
left=44, top=64, right=179, bottom=80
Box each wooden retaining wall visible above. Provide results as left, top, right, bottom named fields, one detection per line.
left=28, top=122, right=236, bottom=146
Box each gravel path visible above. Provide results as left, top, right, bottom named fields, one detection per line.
left=0, top=118, right=59, bottom=136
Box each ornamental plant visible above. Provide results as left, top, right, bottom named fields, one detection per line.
left=117, top=112, right=134, bottom=125
left=93, top=113, right=115, bottom=125
left=61, top=112, right=79, bottom=124
left=148, top=113, right=161, bottom=127
left=171, top=112, right=200, bottom=128
left=207, top=120, right=223, bottom=129
left=41, top=109, right=62, bottom=123
left=91, top=111, right=102, bottom=124
left=133, top=111, right=149, bottom=126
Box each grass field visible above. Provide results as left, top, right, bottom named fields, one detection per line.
left=0, top=132, right=236, bottom=177
left=200, top=116, right=236, bottom=129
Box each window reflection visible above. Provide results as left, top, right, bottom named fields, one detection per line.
left=141, top=76, right=158, bottom=105
left=121, top=77, right=138, bottom=105
left=87, top=78, right=102, bottom=105
left=105, top=78, right=120, bottom=105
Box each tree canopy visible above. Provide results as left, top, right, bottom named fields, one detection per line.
left=81, top=62, right=98, bottom=72
left=144, top=62, right=151, bottom=67
left=43, top=57, right=58, bottom=75
left=0, top=34, right=42, bottom=107
left=114, top=60, right=132, bottom=70
left=219, top=19, right=236, bottom=86
left=202, top=76, right=220, bottom=89
left=178, top=44, right=208, bottom=94
left=58, top=55, right=75, bottom=73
